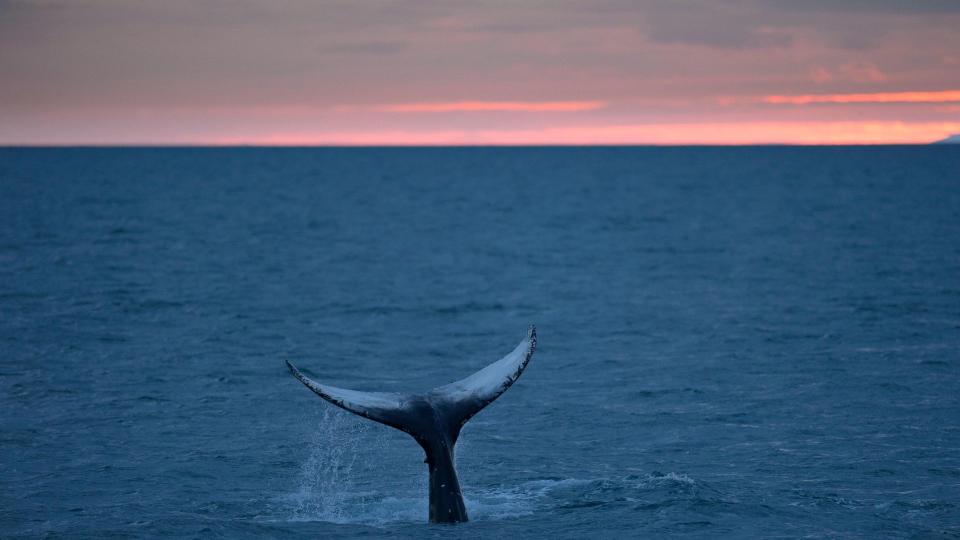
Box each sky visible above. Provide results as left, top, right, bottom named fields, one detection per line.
left=2, top=0, right=960, bottom=145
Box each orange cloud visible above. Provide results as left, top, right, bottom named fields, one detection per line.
left=373, top=101, right=607, bottom=113
left=764, top=90, right=960, bottom=105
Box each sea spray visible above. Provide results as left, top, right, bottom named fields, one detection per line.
left=289, top=408, right=370, bottom=522
left=286, top=407, right=429, bottom=524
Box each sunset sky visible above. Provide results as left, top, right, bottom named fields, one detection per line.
left=2, top=0, right=960, bottom=145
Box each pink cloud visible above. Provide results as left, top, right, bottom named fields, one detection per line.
left=764, top=90, right=960, bottom=105
left=838, top=62, right=887, bottom=83
left=373, top=101, right=607, bottom=113
left=809, top=66, right=833, bottom=84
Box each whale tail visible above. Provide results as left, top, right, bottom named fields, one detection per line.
left=285, top=325, right=537, bottom=523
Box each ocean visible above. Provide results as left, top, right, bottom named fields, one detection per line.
left=1, top=146, right=959, bottom=538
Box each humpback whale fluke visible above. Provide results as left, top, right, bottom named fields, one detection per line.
left=286, top=325, right=537, bottom=524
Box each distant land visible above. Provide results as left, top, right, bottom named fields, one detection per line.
left=934, top=133, right=960, bottom=144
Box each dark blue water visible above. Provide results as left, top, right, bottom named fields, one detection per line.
left=2, top=147, right=959, bottom=538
